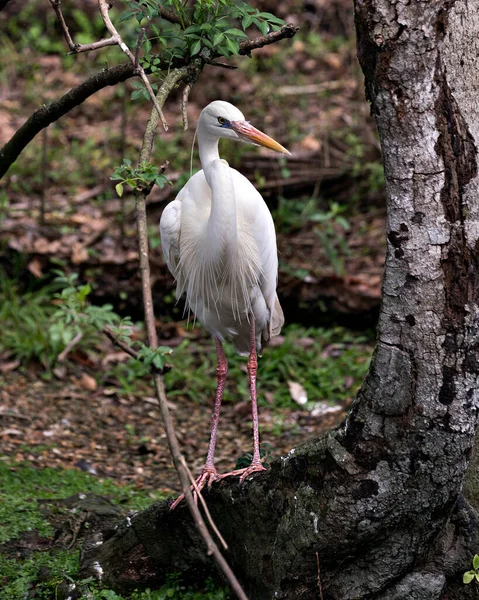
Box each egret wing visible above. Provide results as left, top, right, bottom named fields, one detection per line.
left=159, top=199, right=182, bottom=277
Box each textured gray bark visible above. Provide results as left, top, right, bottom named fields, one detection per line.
left=81, top=1, right=479, bottom=598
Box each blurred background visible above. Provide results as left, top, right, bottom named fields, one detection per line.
left=0, top=0, right=384, bottom=495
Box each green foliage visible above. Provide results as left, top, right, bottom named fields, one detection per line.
left=463, top=554, right=479, bottom=585
left=309, top=201, right=351, bottom=276
left=0, top=269, right=132, bottom=369
left=273, top=198, right=351, bottom=276
left=111, top=159, right=171, bottom=196
left=118, top=0, right=284, bottom=66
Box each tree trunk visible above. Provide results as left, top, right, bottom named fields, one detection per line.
left=81, top=1, right=479, bottom=598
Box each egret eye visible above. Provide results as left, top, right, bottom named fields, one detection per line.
left=217, top=117, right=226, bottom=125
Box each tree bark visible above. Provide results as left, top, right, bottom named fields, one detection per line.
left=81, top=1, right=479, bottom=598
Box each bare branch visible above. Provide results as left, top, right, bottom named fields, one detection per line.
left=158, top=6, right=188, bottom=27
left=49, top=0, right=76, bottom=50
left=238, top=23, right=299, bottom=56
left=135, top=28, right=146, bottom=68
left=181, top=84, right=192, bottom=130
left=57, top=331, right=83, bottom=362
left=102, top=326, right=139, bottom=361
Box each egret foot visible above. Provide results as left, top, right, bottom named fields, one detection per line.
left=169, top=466, right=220, bottom=510
left=218, top=461, right=267, bottom=484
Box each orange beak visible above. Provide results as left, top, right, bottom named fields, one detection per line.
left=231, top=121, right=291, bottom=155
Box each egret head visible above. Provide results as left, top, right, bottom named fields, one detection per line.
left=199, top=100, right=291, bottom=155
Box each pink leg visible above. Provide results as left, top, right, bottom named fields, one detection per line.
left=218, top=319, right=266, bottom=483
left=170, top=338, right=227, bottom=510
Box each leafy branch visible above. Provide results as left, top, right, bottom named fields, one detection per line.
left=110, top=159, right=171, bottom=197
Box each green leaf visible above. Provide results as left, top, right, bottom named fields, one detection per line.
left=224, top=28, right=248, bottom=38
left=190, top=39, right=201, bottom=56
left=212, top=31, right=224, bottom=46
left=259, top=12, right=285, bottom=25
left=225, top=37, right=240, bottom=55
left=144, top=38, right=152, bottom=53
left=242, top=15, right=254, bottom=29
left=258, top=21, right=270, bottom=35
left=118, top=9, right=136, bottom=23
left=463, top=571, right=475, bottom=584
left=115, top=183, right=124, bottom=197
left=473, top=554, right=479, bottom=570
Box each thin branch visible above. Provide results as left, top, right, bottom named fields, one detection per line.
left=103, top=326, right=139, bottom=360
left=238, top=23, right=299, bottom=56
left=49, top=0, right=76, bottom=49
left=181, top=84, right=191, bottom=130
left=316, top=552, right=324, bottom=600
left=135, top=28, right=146, bottom=68
left=57, top=331, right=83, bottom=362
left=181, top=455, right=228, bottom=550
left=139, top=68, right=189, bottom=162
left=159, top=6, right=188, bottom=27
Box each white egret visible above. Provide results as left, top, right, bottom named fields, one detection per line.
left=160, top=100, right=290, bottom=507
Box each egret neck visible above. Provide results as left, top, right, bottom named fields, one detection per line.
left=198, top=128, right=238, bottom=260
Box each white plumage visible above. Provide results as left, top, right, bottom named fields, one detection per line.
left=160, top=100, right=290, bottom=506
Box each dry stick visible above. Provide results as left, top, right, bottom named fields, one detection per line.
left=316, top=552, right=324, bottom=600
left=180, top=84, right=192, bottom=131
left=134, top=70, right=249, bottom=600
left=181, top=455, right=228, bottom=551
left=49, top=0, right=117, bottom=53
left=40, top=126, right=48, bottom=225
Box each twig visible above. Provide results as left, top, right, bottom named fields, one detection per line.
left=316, top=552, right=324, bottom=600
left=40, top=126, right=48, bottom=225
left=238, top=24, right=299, bottom=56
left=139, top=68, right=189, bottom=164
left=49, top=0, right=75, bottom=49
left=103, top=326, right=139, bottom=360
left=57, top=331, right=84, bottom=362
left=133, top=77, right=249, bottom=600
left=158, top=6, right=188, bottom=27
left=180, top=455, right=228, bottom=550
left=180, top=84, right=192, bottom=130
left=135, top=28, right=146, bottom=68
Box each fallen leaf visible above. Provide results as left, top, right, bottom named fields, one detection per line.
left=0, top=360, right=21, bottom=373
left=80, top=373, right=97, bottom=391
left=1, top=428, right=22, bottom=436
left=288, top=381, right=308, bottom=405
left=28, top=257, right=43, bottom=278
left=71, top=242, right=89, bottom=264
